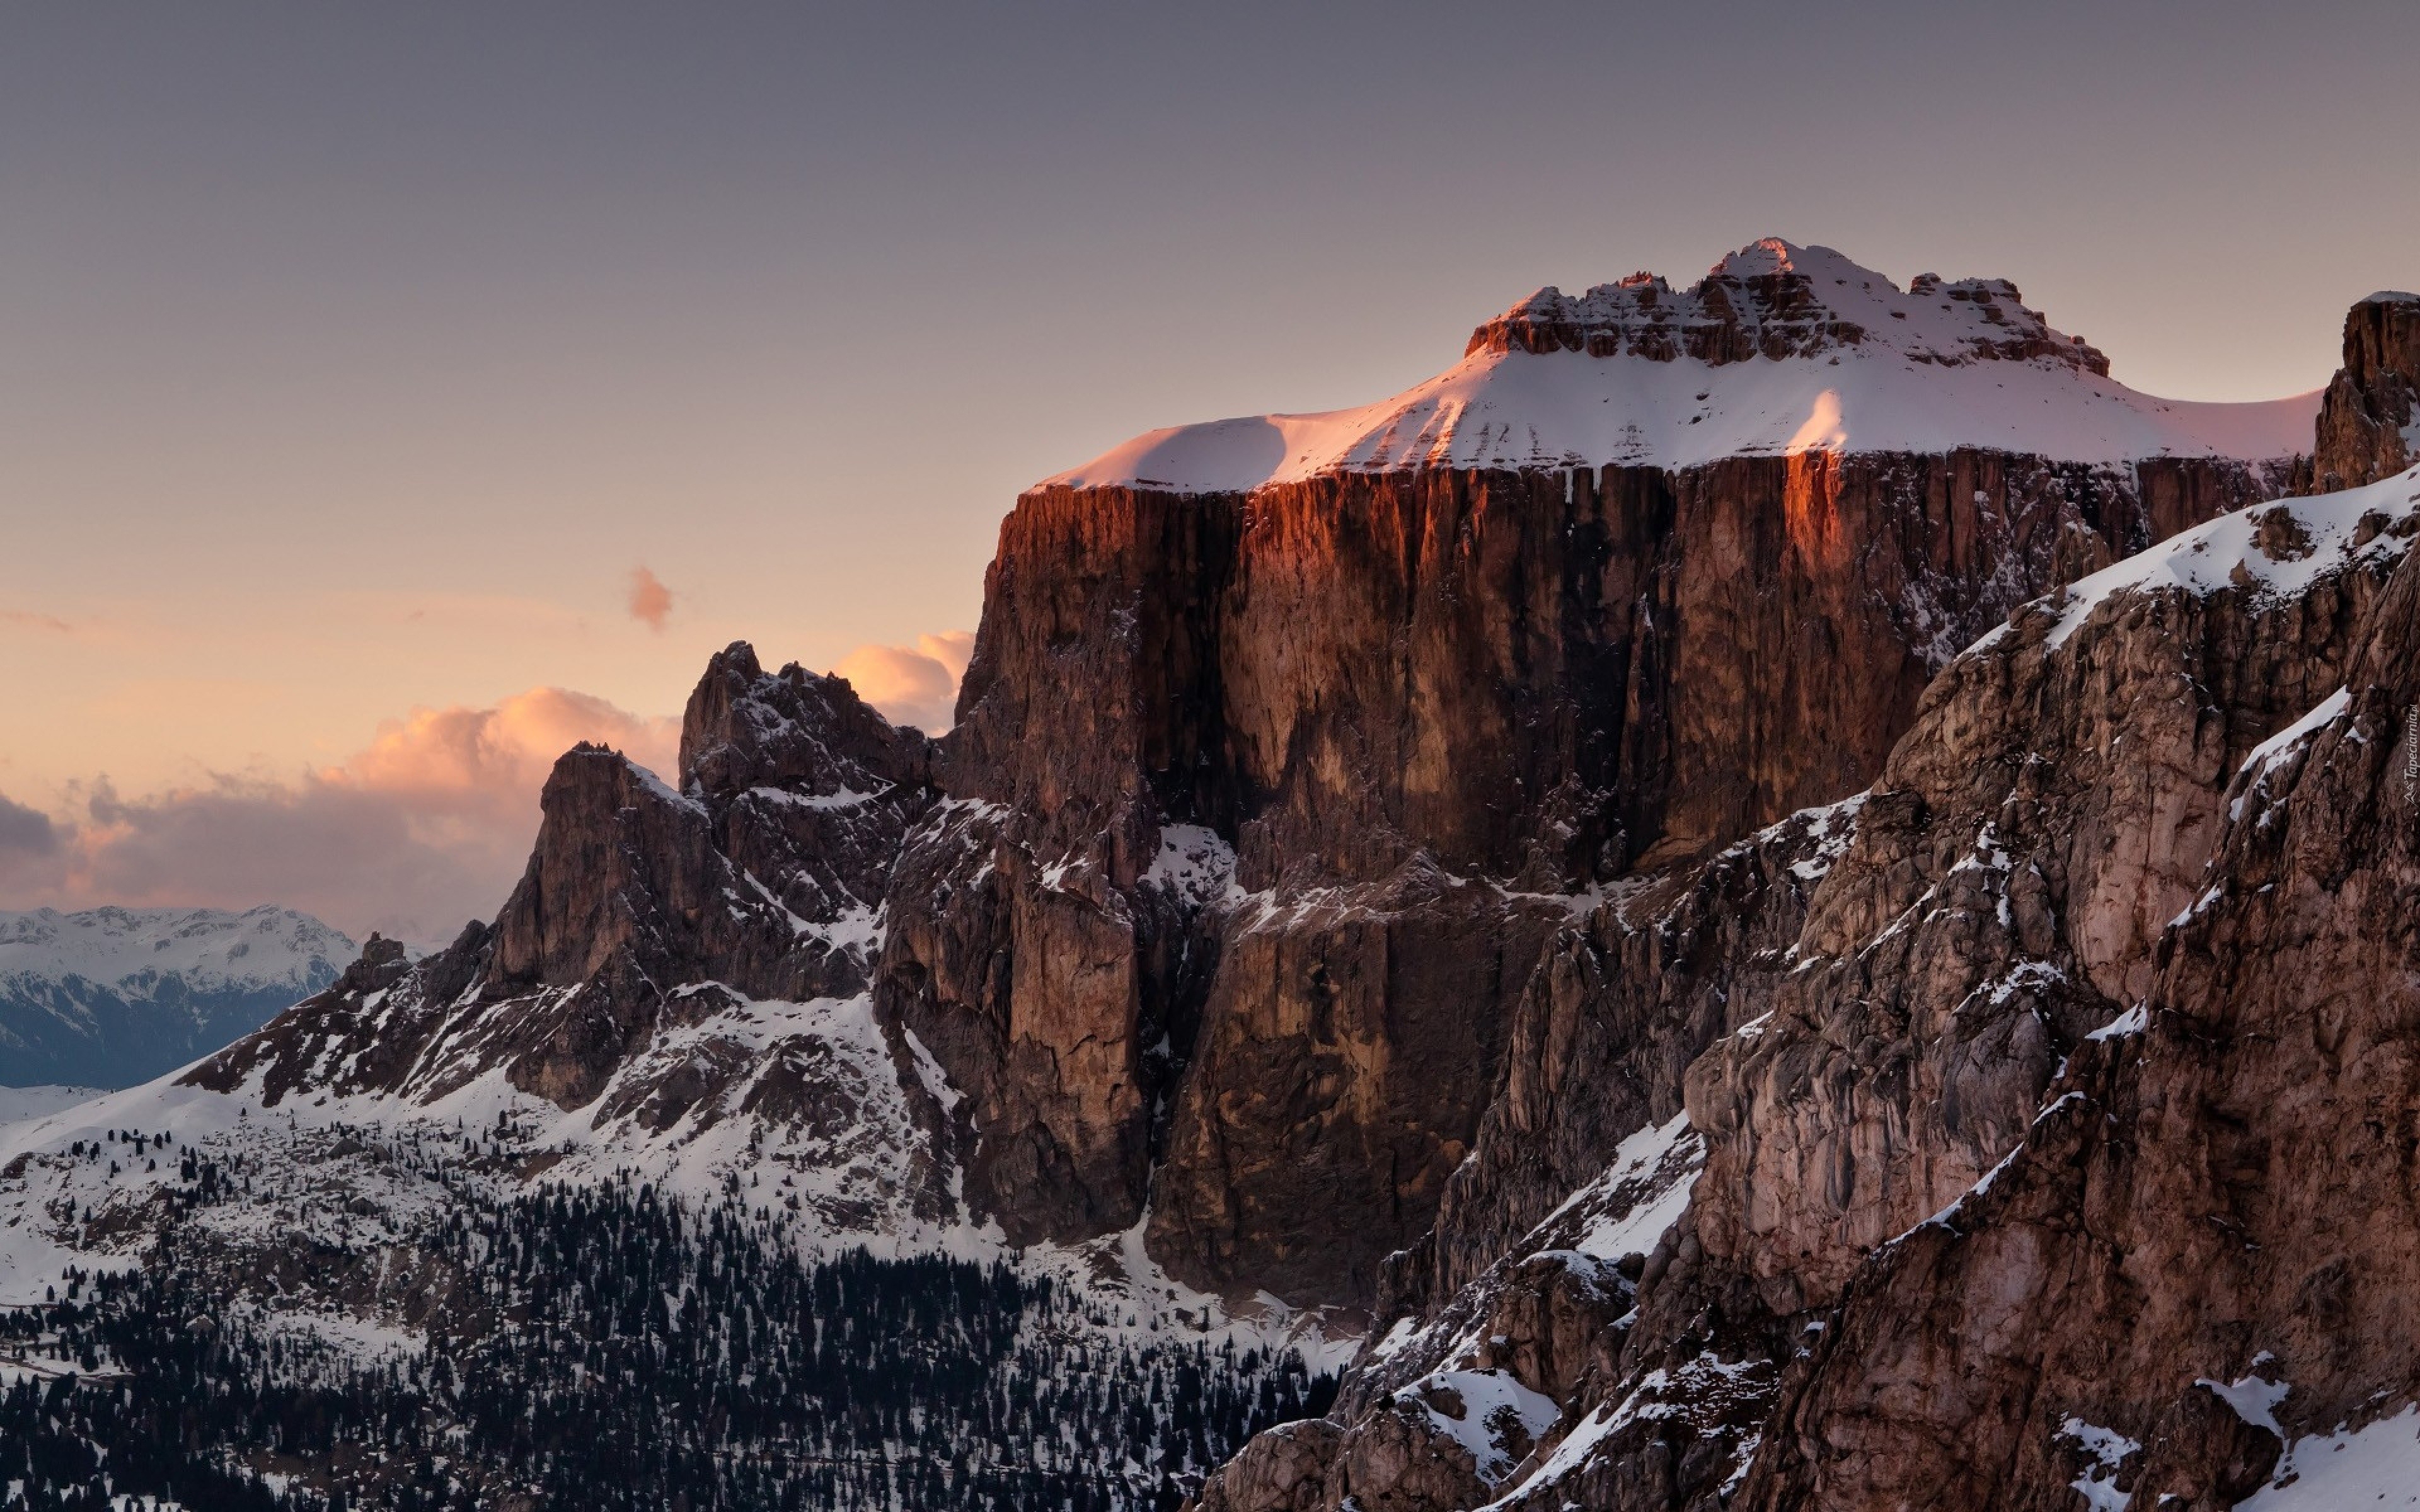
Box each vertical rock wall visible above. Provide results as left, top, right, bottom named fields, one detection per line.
left=878, top=450, right=2271, bottom=1301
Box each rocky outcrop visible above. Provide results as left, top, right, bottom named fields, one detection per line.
left=1186, top=808, right=1847, bottom=1512
left=874, top=485, right=1230, bottom=1247
left=1463, top=470, right=2420, bottom=1512
left=1684, top=484, right=2414, bottom=1314
left=190, top=646, right=939, bottom=1131
left=1412, top=801, right=1858, bottom=1309
left=487, top=639, right=933, bottom=1011
left=1146, top=861, right=1571, bottom=1306
left=2308, top=291, right=2419, bottom=491
left=1469, top=241, right=2109, bottom=375
left=1737, top=467, right=2420, bottom=1508
left=1196, top=1421, right=1347, bottom=1512
left=678, top=639, right=935, bottom=954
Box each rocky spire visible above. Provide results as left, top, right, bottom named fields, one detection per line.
left=2309, top=290, right=2419, bottom=490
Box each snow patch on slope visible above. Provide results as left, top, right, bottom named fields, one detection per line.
left=1143, top=824, right=1243, bottom=908
left=2241, top=1404, right=2420, bottom=1510
left=1540, top=1111, right=1702, bottom=1262
left=2060, top=1416, right=2143, bottom=1511
left=0, top=1086, right=101, bottom=1131
left=2025, top=466, right=2420, bottom=653
left=1398, top=1368, right=1562, bottom=1484
left=2240, top=688, right=2353, bottom=782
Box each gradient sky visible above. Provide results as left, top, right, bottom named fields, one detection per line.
left=4, top=0, right=2416, bottom=940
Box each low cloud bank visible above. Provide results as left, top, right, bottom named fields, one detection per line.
left=831, top=631, right=974, bottom=733
left=0, top=688, right=677, bottom=946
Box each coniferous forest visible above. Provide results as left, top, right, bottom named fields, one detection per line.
left=0, top=1180, right=1335, bottom=1512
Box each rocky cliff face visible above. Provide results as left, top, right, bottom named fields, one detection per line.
left=2308, top=291, right=2419, bottom=491
left=1206, top=471, right=2420, bottom=1510
left=1187, top=806, right=1855, bottom=1512
left=1683, top=484, right=2411, bottom=1315
left=188, top=644, right=943, bottom=1189
left=1192, top=389, right=2417, bottom=1507
left=1737, top=464, right=2420, bottom=1511
left=886, top=442, right=2275, bottom=1304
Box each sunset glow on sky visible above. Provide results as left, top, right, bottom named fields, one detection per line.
left=3, top=0, right=2416, bottom=939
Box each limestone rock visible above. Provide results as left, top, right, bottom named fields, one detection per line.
left=2308, top=291, right=2419, bottom=491
left=1467, top=241, right=2110, bottom=375
left=190, top=645, right=940, bottom=1137
left=885, top=445, right=2266, bottom=1292
left=1193, top=1419, right=1346, bottom=1512
left=1733, top=474, right=2420, bottom=1507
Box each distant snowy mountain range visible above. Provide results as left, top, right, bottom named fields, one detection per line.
left=0, top=906, right=353, bottom=1087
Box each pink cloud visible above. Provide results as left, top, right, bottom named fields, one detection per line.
left=335, top=686, right=677, bottom=806
left=830, top=631, right=974, bottom=733
left=627, top=566, right=674, bottom=631
left=0, top=689, right=678, bottom=945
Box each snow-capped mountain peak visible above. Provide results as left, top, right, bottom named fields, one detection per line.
left=1040, top=238, right=2319, bottom=495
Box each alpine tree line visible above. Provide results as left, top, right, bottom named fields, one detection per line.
left=0, top=1174, right=1335, bottom=1511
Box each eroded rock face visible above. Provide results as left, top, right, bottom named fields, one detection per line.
left=486, top=644, right=935, bottom=1011
left=1146, top=861, right=1569, bottom=1306
left=1685, top=490, right=2409, bottom=1313
left=679, top=641, right=936, bottom=966
left=1213, top=452, right=2252, bottom=880
left=488, top=747, right=729, bottom=991
left=874, top=484, right=1231, bottom=1246
left=1194, top=461, right=2420, bottom=1512
left=878, top=798, right=1197, bottom=1246
left=1737, top=472, right=2420, bottom=1510
left=1472, top=476, right=2420, bottom=1512
left=191, top=646, right=940, bottom=1137
left=1195, top=1421, right=1346, bottom=1512
left=1187, top=812, right=1844, bottom=1512
left=2309, top=291, right=2419, bottom=491
left=1413, top=801, right=1857, bottom=1309
left=882, top=447, right=2267, bottom=1297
